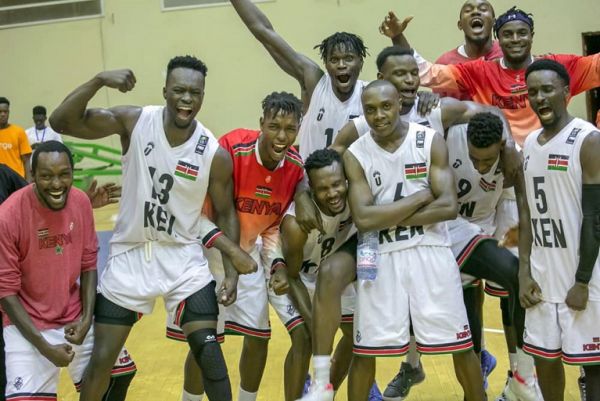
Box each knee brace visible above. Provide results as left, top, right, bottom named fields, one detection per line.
left=187, top=328, right=231, bottom=401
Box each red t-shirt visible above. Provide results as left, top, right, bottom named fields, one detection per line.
left=434, top=41, right=503, bottom=100
left=218, top=129, right=304, bottom=253
left=420, top=53, right=600, bottom=145
left=0, top=186, right=97, bottom=329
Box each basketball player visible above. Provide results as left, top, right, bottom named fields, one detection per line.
left=518, top=59, right=600, bottom=401
left=176, top=92, right=311, bottom=401
left=380, top=7, right=600, bottom=146
left=50, top=56, right=240, bottom=401
left=229, top=0, right=367, bottom=161
left=279, top=148, right=358, bottom=400
left=0, top=141, right=135, bottom=401
left=344, top=80, right=485, bottom=401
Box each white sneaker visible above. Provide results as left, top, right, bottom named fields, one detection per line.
left=504, top=372, right=544, bottom=401
left=297, top=383, right=334, bottom=401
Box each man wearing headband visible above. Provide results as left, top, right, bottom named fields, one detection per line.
left=380, top=6, right=600, bottom=147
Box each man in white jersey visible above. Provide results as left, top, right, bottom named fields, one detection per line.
left=229, top=0, right=367, bottom=161
left=279, top=149, right=358, bottom=400
left=518, top=59, right=600, bottom=401
left=50, top=56, right=246, bottom=401
left=25, top=106, right=63, bottom=149
left=344, top=80, right=485, bottom=401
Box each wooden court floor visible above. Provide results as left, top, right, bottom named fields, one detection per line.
left=56, top=204, right=582, bottom=401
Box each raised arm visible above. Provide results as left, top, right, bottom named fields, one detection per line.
left=398, top=133, right=458, bottom=226
left=230, top=0, right=323, bottom=98
left=207, top=147, right=240, bottom=306
left=49, top=70, right=142, bottom=152
left=566, top=131, right=600, bottom=310
left=344, top=150, right=433, bottom=232
left=280, top=214, right=313, bottom=331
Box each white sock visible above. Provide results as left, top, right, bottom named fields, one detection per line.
left=508, top=352, right=518, bottom=373
left=406, top=337, right=420, bottom=368
left=238, top=387, right=258, bottom=401
left=313, top=355, right=331, bottom=385
left=516, top=348, right=535, bottom=383
left=182, top=389, right=203, bottom=401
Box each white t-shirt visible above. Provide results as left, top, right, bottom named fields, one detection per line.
left=26, top=126, right=63, bottom=146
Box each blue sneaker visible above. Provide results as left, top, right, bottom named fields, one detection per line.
left=303, top=374, right=312, bottom=395
left=369, top=381, right=383, bottom=401
left=480, top=350, right=497, bottom=390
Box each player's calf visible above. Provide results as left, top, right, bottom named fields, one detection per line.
left=187, top=328, right=231, bottom=401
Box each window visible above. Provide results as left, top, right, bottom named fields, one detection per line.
left=0, top=0, right=103, bottom=29
left=162, top=0, right=272, bottom=12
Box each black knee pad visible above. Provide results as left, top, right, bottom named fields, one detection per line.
left=180, top=282, right=218, bottom=326
left=187, top=328, right=228, bottom=382
left=102, top=372, right=136, bottom=401
left=94, top=294, right=141, bottom=326
left=500, top=297, right=513, bottom=326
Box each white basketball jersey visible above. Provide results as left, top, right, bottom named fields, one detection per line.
left=352, top=101, right=445, bottom=139
left=285, top=202, right=356, bottom=283
left=299, top=74, right=367, bottom=160
left=348, top=123, right=450, bottom=253
left=522, top=118, right=600, bottom=302
left=446, top=124, right=504, bottom=234
left=110, top=106, right=219, bottom=255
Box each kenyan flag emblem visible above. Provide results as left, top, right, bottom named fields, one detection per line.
left=547, top=154, right=569, bottom=172
left=405, top=163, right=427, bottom=180
left=175, top=160, right=199, bottom=181
left=255, top=185, right=272, bottom=199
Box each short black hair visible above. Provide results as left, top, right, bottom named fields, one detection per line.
left=261, top=91, right=303, bottom=123
left=304, top=148, right=342, bottom=175
left=31, top=140, right=74, bottom=173
left=0, top=97, right=9, bottom=106
left=376, top=46, right=415, bottom=71
left=32, top=105, right=47, bottom=115
left=494, top=6, right=534, bottom=37
left=525, top=59, right=570, bottom=87
left=167, top=55, right=208, bottom=79
left=314, top=32, right=368, bottom=62
left=467, top=112, right=504, bottom=148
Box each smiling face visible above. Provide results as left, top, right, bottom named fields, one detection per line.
left=362, top=83, right=402, bottom=140
left=377, top=54, right=420, bottom=110
left=498, top=20, right=533, bottom=65
left=324, top=44, right=363, bottom=100
left=458, top=0, right=495, bottom=44
left=527, top=69, right=570, bottom=130
left=308, top=160, right=348, bottom=216
left=163, top=67, right=205, bottom=129
left=33, top=151, right=73, bottom=210
left=258, top=109, right=300, bottom=170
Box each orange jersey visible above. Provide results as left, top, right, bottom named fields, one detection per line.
left=219, top=129, right=304, bottom=253
left=0, top=124, right=32, bottom=177
left=419, top=53, right=600, bottom=146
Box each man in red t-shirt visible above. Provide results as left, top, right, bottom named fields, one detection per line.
left=0, top=141, right=135, bottom=401
left=435, top=0, right=503, bottom=100
left=381, top=7, right=600, bottom=147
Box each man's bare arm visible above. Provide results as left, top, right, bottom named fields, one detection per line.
left=208, top=147, right=240, bottom=305
left=399, top=133, right=458, bottom=226
left=280, top=215, right=313, bottom=330
left=230, top=0, right=323, bottom=98
left=50, top=70, right=141, bottom=153
left=330, top=120, right=360, bottom=155
left=344, top=150, right=433, bottom=232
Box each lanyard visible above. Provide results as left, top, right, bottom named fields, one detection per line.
left=35, top=128, right=46, bottom=142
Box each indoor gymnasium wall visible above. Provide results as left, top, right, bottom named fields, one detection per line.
left=2, top=0, right=599, bottom=150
